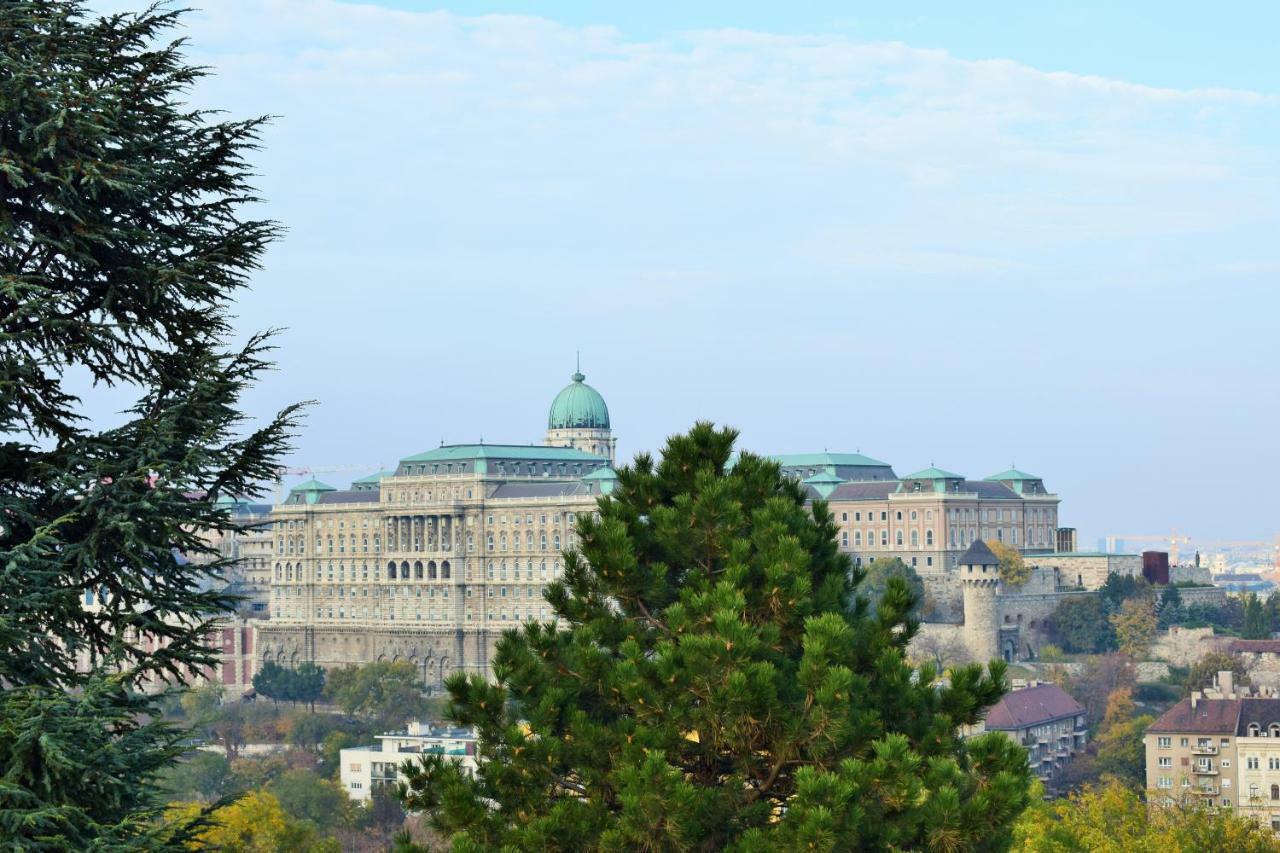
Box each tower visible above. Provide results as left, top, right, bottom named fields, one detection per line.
left=545, top=361, right=616, bottom=463
left=959, top=539, right=1001, bottom=663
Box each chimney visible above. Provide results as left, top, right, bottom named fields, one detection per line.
left=1219, top=670, right=1235, bottom=698
left=1191, top=691, right=1201, bottom=710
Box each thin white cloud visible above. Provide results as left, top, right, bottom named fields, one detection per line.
left=139, top=0, right=1276, bottom=279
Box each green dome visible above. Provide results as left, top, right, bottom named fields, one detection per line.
left=548, top=370, right=610, bottom=430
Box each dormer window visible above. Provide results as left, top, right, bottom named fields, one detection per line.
left=1270, top=724, right=1280, bottom=738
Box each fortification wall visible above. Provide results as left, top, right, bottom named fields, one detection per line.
left=1171, top=565, right=1213, bottom=585
left=1032, top=554, right=1141, bottom=589
left=1179, top=586, right=1229, bottom=608
left=920, top=572, right=963, bottom=621
left=1148, top=626, right=1227, bottom=667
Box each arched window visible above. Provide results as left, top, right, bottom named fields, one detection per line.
left=527, top=531, right=534, bottom=548
left=387, top=561, right=397, bottom=580
left=553, top=533, right=561, bottom=550
left=910, top=530, right=919, bottom=547
left=414, top=561, right=424, bottom=580
left=1270, top=724, right=1280, bottom=738
left=1250, top=724, right=1261, bottom=736
left=500, top=534, right=507, bottom=551
left=400, top=561, right=410, bottom=580
left=275, top=563, right=282, bottom=581
left=895, top=530, right=904, bottom=546
left=1271, top=784, right=1278, bottom=801
left=428, top=561, right=437, bottom=580
left=441, top=560, right=451, bottom=579
left=926, top=530, right=934, bottom=546
left=854, top=531, right=862, bottom=546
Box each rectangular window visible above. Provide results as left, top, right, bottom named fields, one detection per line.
left=1157, top=737, right=1171, bottom=749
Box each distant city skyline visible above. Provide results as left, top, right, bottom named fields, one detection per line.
left=81, top=1, right=1280, bottom=545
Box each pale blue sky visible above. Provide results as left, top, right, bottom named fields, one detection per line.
left=87, top=1, right=1280, bottom=546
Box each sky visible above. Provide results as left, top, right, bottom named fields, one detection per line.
left=85, top=0, right=1280, bottom=547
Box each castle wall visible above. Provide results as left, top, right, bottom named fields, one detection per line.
left=255, top=623, right=500, bottom=690
left=1031, top=553, right=1141, bottom=590
left=1178, top=586, right=1229, bottom=608
left=919, top=572, right=963, bottom=621
left=1171, top=564, right=1213, bottom=585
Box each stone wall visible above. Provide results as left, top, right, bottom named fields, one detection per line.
left=908, top=622, right=969, bottom=665
left=255, top=623, right=499, bottom=688
left=1171, top=564, right=1213, bottom=585
left=1178, top=586, right=1229, bottom=608
left=919, top=572, right=962, bottom=621
left=1032, top=553, right=1141, bottom=590
left=1148, top=626, right=1227, bottom=667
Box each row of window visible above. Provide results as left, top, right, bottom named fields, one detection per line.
left=836, top=508, right=1056, bottom=524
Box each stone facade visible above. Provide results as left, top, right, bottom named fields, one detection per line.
left=257, top=369, right=618, bottom=684
left=809, top=464, right=1062, bottom=575
left=1029, top=552, right=1142, bottom=591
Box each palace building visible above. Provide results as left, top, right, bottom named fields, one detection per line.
left=255, top=366, right=1106, bottom=681
left=255, top=368, right=618, bottom=685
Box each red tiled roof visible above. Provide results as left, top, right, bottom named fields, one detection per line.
left=1148, top=698, right=1242, bottom=734
left=1227, top=640, right=1280, bottom=655
left=984, top=684, right=1085, bottom=730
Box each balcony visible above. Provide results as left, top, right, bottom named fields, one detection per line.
left=1193, top=766, right=1219, bottom=776
left=1191, top=745, right=1218, bottom=756
left=1196, top=786, right=1219, bottom=796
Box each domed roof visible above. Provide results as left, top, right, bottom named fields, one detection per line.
left=548, top=369, right=610, bottom=430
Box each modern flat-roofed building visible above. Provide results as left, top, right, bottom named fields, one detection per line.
left=339, top=723, right=476, bottom=801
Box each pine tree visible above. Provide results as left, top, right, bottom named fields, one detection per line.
left=1157, top=584, right=1185, bottom=628
left=398, top=423, right=1032, bottom=851
left=0, top=2, right=297, bottom=845
left=1243, top=593, right=1270, bottom=640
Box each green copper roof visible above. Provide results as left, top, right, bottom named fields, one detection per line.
left=352, top=470, right=394, bottom=484
left=902, top=466, right=964, bottom=480
left=400, top=444, right=604, bottom=465
left=548, top=370, right=610, bottom=430
left=291, top=478, right=336, bottom=492
left=803, top=471, right=844, bottom=498
left=287, top=478, right=337, bottom=505
left=582, top=466, right=618, bottom=494
left=772, top=452, right=891, bottom=468
left=984, top=468, right=1040, bottom=482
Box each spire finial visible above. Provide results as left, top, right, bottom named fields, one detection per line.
left=572, top=351, right=584, bottom=383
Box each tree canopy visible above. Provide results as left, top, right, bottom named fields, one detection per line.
left=988, top=540, right=1031, bottom=587
left=860, top=557, right=926, bottom=619
left=324, top=660, right=435, bottom=725
left=0, top=2, right=296, bottom=844
left=398, top=423, right=1031, bottom=851
left=1049, top=596, right=1116, bottom=654
left=1014, top=779, right=1280, bottom=852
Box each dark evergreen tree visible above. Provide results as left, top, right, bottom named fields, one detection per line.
left=295, top=662, right=327, bottom=712
left=1157, top=584, right=1185, bottom=629
left=1048, top=596, right=1116, bottom=653
left=253, top=661, right=288, bottom=707
left=0, top=2, right=296, bottom=845
left=1242, top=593, right=1270, bottom=640
left=398, top=423, right=1032, bottom=851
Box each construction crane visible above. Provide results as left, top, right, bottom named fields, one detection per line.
left=1104, top=529, right=1191, bottom=564
left=272, top=464, right=384, bottom=503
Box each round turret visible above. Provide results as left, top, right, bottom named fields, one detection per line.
left=958, top=540, right=1001, bottom=663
